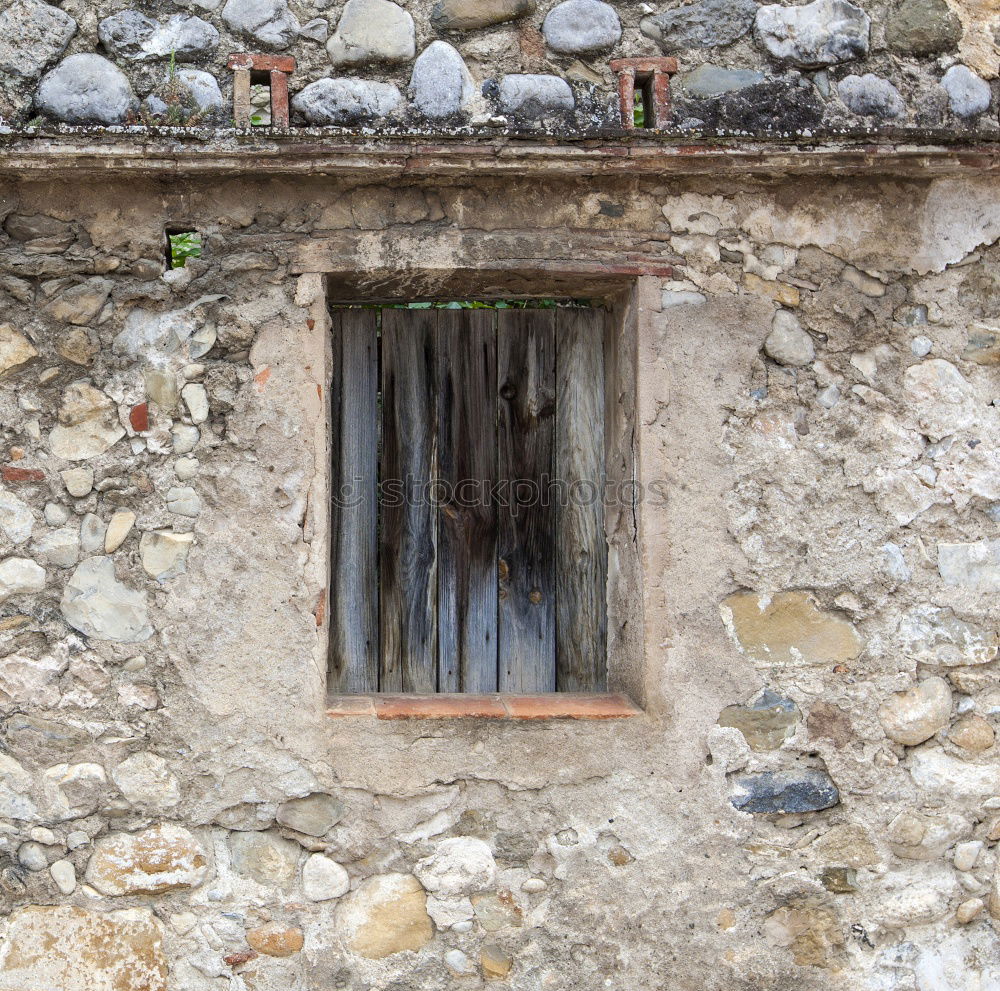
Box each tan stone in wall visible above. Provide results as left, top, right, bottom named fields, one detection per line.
left=721, top=591, right=863, bottom=666
left=85, top=823, right=208, bottom=896
left=0, top=905, right=167, bottom=991
left=338, top=873, right=434, bottom=959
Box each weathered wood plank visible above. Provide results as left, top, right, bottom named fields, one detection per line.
left=437, top=309, right=498, bottom=693
left=556, top=309, right=608, bottom=691
left=329, top=309, right=379, bottom=693
left=497, top=308, right=556, bottom=692
left=380, top=308, right=437, bottom=692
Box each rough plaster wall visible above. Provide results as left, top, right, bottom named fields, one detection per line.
left=0, top=174, right=997, bottom=989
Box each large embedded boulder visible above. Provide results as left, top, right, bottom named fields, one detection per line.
left=754, top=0, right=870, bottom=67
left=34, top=54, right=138, bottom=125
left=293, top=78, right=402, bottom=124
left=327, top=0, right=416, bottom=66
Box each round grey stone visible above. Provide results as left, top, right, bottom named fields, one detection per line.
left=222, top=0, right=301, bottom=48
left=838, top=73, right=905, bottom=119
left=174, top=69, right=224, bottom=111
left=886, top=0, right=962, bottom=55
left=542, top=0, right=621, bottom=54
left=97, top=10, right=157, bottom=59
left=327, top=0, right=416, bottom=66
left=641, top=0, right=756, bottom=51
left=497, top=74, right=574, bottom=119
left=410, top=41, right=474, bottom=119
left=292, top=77, right=402, bottom=124
left=0, top=0, right=77, bottom=81
left=755, top=0, right=870, bottom=68
left=941, top=65, right=991, bottom=118
left=35, top=54, right=138, bottom=125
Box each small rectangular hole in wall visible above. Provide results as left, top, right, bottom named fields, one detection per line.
left=635, top=76, right=654, bottom=129
left=249, top=72, right=271, bottom=125
left=166, top=229, right=202, bottom=270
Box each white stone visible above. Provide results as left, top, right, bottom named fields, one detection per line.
left=0, top=652, right=65, bottom=707
left=303, top=853, right=350, bottom=901
left=444, top=949, right=475, bottom=974
left=764, top=309, right=814, bottom=367
left=79, top=513, right=106, bottom=555
left=941, top=64, right=991, bottom=118
left=49, top=383, right=126, bottom=461
left=292, top=77, right=402, bottom=124
left=34, top=526, right=80, bottom=568
left=542, top=0, right=621, bottom=53
left=898, top=605, right=997, bottom=666
left=44, top=502, right=70, bottom=526
left=911, top=335, right=933, bottom=356
left=66, top=830, right=89, bottom=850
left=112, top=752, right=181, bottom=809
left=175, top=456, right=199, bottom=481
left=938, top=540, right=1000, bottom=591
left=50, top=859, right=76, bottom=894
left=881, top=872, right=957, bottom=928
left=327, top=0, right=415, bottom=66
left=706, top=725, right=751, bottom=773
left=165, top=486, right=201, bottom=518
left=222, top=0, right=300, bottom=47
left=0, top=557, right=45, bottom=602
left=171, top=424, right=200, bottom=454
left=140, top=530, right=194, bottom=581
left=754, top=0, right=870, bottom=67
left=18, top=841, right=49, bottom=871
left=105, top=510, right=136, bottom=552
left=181, top=383, right=209, bottom=424
left=60, top=466, right=93, bottom=497
left=498, top=74, right=575, bottom=118
left=0, top=324, right=37, bottom=376
left=44, top=762, right=107, bottom=820
left=909, top=748, right=1000, bottom=801
left=0, top=489, right=33, bottom=544
left=30, top=827, right=56, bottom=845
left=410, top=42, right=475, bottom=119
left=174, top=68, right=224, bottom=111
left=841, top=264, right=887, bottom=295
left=902, top=359, right=976, bottom=440
left=35, top=54, right=138, bottom=125
left=878, top=676, right=952, bottom=746
left=60, top=557, right=152, bottom=643
left=953, top=840, right=982, bottom=871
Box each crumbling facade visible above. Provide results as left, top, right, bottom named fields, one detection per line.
left=0, top=0, right=999, bottom=989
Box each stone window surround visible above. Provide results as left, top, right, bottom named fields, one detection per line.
left=322, top=269, right=649, bottom=720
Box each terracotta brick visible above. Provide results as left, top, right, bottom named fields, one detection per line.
left=226, top=54, right=297, bottom=73
left=375, top=695, right=507, bottom=719
left=2, top=466, right=44, bottom=483
left=326, top=696, right=376, bottom=717
left=129, top=402, right=149, bottom=432
left=503, top=693, right=642, bottom=720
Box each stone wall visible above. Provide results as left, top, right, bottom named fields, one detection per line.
left=0, top=164, right=997, bottom=988
left=0, top=0, right=997, bottom=135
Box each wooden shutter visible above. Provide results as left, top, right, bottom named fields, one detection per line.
left=329, top=306, right=608, bottom=694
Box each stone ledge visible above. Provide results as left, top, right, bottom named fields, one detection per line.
left=1, top=130, right=1000, bottom=178
left=326, top=693, right=642, bottom=720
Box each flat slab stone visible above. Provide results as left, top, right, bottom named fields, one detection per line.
left=0, top=906, right=167, bottom=991
left=641, top=0, right=756, bottom=51
left=432, top=0, right=534, bottom=31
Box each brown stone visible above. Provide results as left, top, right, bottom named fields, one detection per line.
left=718, top=691, right=799, bottom=750
left=246, top=922, right=304, bottom=957
left=0, top=905, right=166, bottom=990
left=811, top=824, right=878, bottom=869
left=721, top=591, right=863, bottom=666
left=763, top=901, right=845, bottom=969
left=948, top=714, right=995, bottom=753
left=56, top=328, right=98, bottom=366
left=481, top=943, right=514, bottom=978
left=338, top=873, right=433, bottom=959
left=807, top=702, right=853, bottom=748
left=432, top=0, right=534, bottom=31
left=0, top=323, right=37, bottom=377
left=85, top=823, right=209, bottom=896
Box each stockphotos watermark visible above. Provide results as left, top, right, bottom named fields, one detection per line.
left=332, top=473, right=669, bottom=511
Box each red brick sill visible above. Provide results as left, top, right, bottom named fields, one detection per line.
left=326, top=693, right=642, bottom=720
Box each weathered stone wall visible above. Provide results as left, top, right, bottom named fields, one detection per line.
left=0, top=0, right=997, bottom=134
left=0, top=168, right=997, bottom=988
